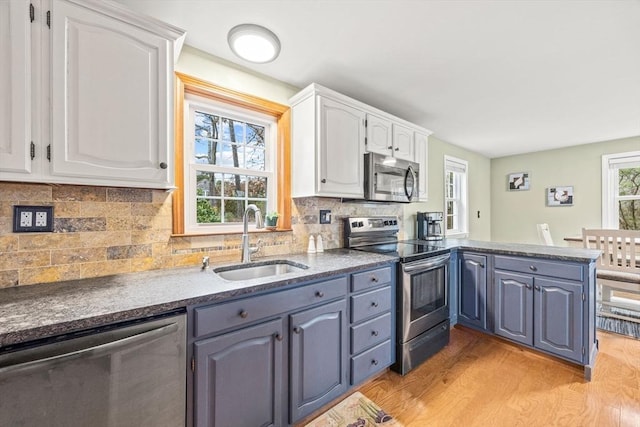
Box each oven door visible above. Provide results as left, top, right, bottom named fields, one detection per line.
left=400, top=254, right=450, bottom=342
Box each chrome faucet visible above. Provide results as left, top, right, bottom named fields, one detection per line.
left=241, top=204, right=264, bottom=263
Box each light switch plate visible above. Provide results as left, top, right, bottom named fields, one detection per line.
left=319, top=209, right=331, bottom=224
left=13, top=206, right=54, bottom=232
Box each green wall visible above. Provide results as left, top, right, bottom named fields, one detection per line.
left=403, top=135, right=492, bottom=241
left=490, top=136, right=640, bottom=245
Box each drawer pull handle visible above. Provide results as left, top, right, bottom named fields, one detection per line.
left=371, top=359, right=379, bottom=366
left=293, top=327, right=302, bottom=334
left=529, top=265, right=537, bottom=272
left=315, top=291, right=324, bottom=298
left=371, top=301, right=379, bottom=308
left=275, top=333, right=283, bottom=341
left=239, top=310, right=248, bottom=319
left=371, top=330, right=379, bottom=337
left=370, top=276, right=379, bottom=282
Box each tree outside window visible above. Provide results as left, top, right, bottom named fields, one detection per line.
left=618, top=167, right=640, bottom=230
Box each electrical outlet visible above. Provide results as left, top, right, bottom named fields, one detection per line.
left=35, top=211, right=47, bottom=227
left=20, top=211, right=33, bottom=227
left=13, top=206, right=54, bottom=232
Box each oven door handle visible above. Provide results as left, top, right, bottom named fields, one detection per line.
left=403, top=254, right=450, bottom=273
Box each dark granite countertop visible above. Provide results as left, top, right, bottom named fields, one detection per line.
left=0, top=250, right=396, bottom=348
left=434, top=238, right=602, bottom=262
left=0, top=240, right=601, bottom=349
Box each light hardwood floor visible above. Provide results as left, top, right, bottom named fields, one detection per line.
left=357, top=326, right=640, bottom=427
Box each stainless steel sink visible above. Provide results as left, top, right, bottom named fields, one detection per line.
left=213, top=260, right=309, bottom=281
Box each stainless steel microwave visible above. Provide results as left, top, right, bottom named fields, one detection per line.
left=364, top=152, right=419, bottom=203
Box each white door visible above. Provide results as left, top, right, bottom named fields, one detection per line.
left=392, top=123, right=414, bottom=161
left=318, top=97, right=365, bottom=198
left=365, top=113, right=392, bottom=156
left=49, top=0, right=171, bottom=187
left=0, top=0, right=31, bottom=174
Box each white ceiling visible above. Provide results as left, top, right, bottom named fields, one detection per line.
left=115, top=0, right=640, bottom=158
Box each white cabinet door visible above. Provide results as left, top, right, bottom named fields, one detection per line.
left=392, top=123, right=414, bottom=161
left=414, top=131, right=429, bottom=201
left=318, top=97, right=365, bottom=198
left=365, top=113, right=392, bottom=156
left=49, top=0, right=172, bottom=187
left=0, top=0, right=31, bottom=174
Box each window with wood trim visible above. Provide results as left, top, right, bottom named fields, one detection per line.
left=444, top=155, right=468, bottom=237
left=173, top=73, right=291, bottom=235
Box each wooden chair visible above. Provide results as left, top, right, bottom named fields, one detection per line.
left=582, top=228, right=640, bottom=321
left=536, top=223, right=554, bottom=246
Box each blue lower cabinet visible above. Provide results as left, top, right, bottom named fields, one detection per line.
left=289, top=300, right=348, bottom=423
left=193, top=318, right=285, bottom=427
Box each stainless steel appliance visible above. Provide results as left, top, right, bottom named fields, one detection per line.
left=364, top=152, right=419, bottom=203
left=0, top=312, right=186, bottom=426
left=417, top=211, right=444, bottom=241
left=344, top=216, right=450, bottom=375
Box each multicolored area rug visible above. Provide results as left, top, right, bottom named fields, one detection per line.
left=304, top=392, right=403, bottom=427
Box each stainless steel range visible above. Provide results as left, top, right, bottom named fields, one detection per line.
left=344, top=216, right=451, bottom=375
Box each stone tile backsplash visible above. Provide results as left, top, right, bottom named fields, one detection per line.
left=0, top=182, right=403, bottom=287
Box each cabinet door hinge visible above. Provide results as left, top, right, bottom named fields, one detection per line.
left=29, top=4, right=35, bottom=22
left=191, top=357, right=195, bottom=372
left=30, top=142, right=35, bottom=160
left=46, top=10, right=50, bottom=28
left=364, top=136, right=368, bottom=145
left=364, top=119, right=368, bottom=127
left=46, top=144, right=51, bottom=161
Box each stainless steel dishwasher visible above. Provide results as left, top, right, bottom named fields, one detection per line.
left=0, top=311, right=186, bottom=427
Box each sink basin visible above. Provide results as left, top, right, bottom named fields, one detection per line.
left=213, top=260, right=309, bottom=281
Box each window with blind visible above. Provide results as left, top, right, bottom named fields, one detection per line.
left=444, top=155, right=468, bottom=236
left=602, top=151, right=640, bottom=230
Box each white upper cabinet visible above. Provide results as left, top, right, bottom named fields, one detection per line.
left=414, top=131, right=430, bottom=201
left=290, top=86, right=366, bottom=199
left=391, top=123, right=414, bottom=161
left=0, top=0, right=185, bottom=188
left=0, top=0, right=31, bottom=174
left=365, top=113, right=392, bottom=156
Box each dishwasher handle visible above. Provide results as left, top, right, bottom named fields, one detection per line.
left=0, top=322, right=179, bottom=376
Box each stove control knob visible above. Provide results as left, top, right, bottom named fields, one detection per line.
left=393, top=220, right=398, bottom=225
left=358, top=221, right=364, bottom=227
left=351, top=221, right=358, bottom=228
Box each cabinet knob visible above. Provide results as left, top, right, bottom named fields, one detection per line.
left=525, top=284, right=532, bottom=290
left=315, top=291, right=324, bottom=298
left=371, top=301, right=379, bottom=308
left=321, top=178, right=327, bottom=183
left=394, top=147, right=399, bottom=151
left=293, top=327, right=302, bottom=334
left=529, top=265, right=537, bottom=272
left=479, top=263, right=485, bottom=268
left=159, top=162, right=168, bottom=169
left=371, top=359, right=379, bottom=366
left=371, top=330, right=379, bottom=337
left=275, top=333, right=283, bottom=341
left=535, top=285, right=541, bottom=291
left=387, top=146, right=393, bottom=149
left=370, top=276, right=379, bottom=282
left=239, top=310, right=248, bottom=319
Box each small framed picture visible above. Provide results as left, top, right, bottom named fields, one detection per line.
left=508, top=172, right=530, bottom=191
left=547, top=186, right=574, bottom=206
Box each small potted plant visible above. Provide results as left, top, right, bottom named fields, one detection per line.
left=265, top=212, right=279, bottom=230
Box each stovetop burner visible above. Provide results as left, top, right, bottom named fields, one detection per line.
left=352, top=241, right=446, bottom=262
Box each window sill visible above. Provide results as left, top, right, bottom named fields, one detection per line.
left=171, top=228, right=293, bottom=238
left=446, top=232, right=469, bottom=239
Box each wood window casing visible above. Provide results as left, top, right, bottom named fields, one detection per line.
left=173, top=72, right=291, bottom=235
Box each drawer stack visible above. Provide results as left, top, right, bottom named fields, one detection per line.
left=349, top=266, right=394, bottom=385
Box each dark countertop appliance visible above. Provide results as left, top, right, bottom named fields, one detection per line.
left=364, top=152, right=419, bottom=203
left=417, top=211, right=444, bottom=241
left=344, top=216, right=450, bottom=375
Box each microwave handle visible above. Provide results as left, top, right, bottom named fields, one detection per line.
left=405, top=166, right=416, bottom=200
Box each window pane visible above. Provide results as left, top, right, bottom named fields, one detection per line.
left=249, top=200, right=267, bottom=214
left=194, top=111, right=219, bottom=139
left=196, top=198, right=221, bottom=224
left=245, top=146, right=266, bottom=170
left=246, top=124, right=265, bottom=147
left=447, top=215, right=454, bottom=230
left=216, top=143, right=242, bottom=167
left=618, top=200, right=640, bottom=230
left=224, top=200, right=245, bottom=223
left=619, top=167, right=640, bottom=197
left=196, top=171, right=221, bottom=197
left=247, top=176, right=267, bottom=198
left=194, top=137, right=218, bottom=164
left=223, top=174, right=245, bottom=197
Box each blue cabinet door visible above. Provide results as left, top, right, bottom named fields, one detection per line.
left=289, top=299, right=348, bottom=423
left=458, top=253, right=488, bottom=330
left=494, top=271, right=533, bottom=346
left=534, top=277, right=583, bottom=362
left=194, top=318, right=284, bottom=427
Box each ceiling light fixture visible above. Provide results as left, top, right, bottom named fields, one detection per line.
left=227, top=24, right=281, bottom=64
